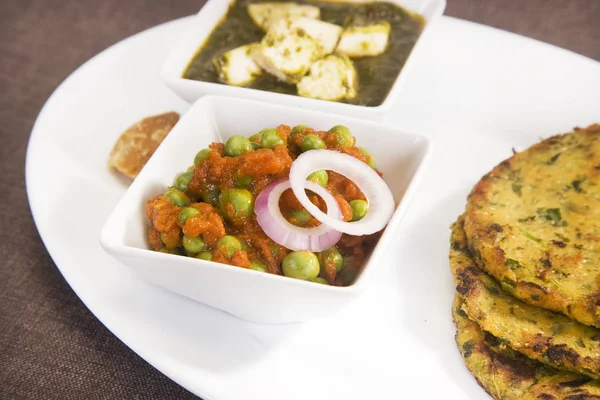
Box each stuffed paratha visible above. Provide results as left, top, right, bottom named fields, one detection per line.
left=464, top=124, right=600, bottom=327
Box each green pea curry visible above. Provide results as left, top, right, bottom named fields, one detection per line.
left=144, top=124, right=383, bottom=286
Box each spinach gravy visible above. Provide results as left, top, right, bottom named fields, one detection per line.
left=183, top=1, right=424, bottom=107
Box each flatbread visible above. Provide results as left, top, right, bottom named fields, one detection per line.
left=463, top=124, right=600, bottom=327
left=451, top=215, right=600, bottom=380
left=453, top=293, right=600, bottom=400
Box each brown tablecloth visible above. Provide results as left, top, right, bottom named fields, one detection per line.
left=1, top=1, right=598, bottom=399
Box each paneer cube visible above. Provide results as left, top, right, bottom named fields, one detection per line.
left=247, top=2, right=320, bottom=31
left=213, top=43, right=262, bottom=86
left=252, top=19, right=325, bottom=84
left=292, top=17, right=343, bottom=55
left=335, top=21, right=391, bottom=58
left=297, top=55, right=358, bottom=101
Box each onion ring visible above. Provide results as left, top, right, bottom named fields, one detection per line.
left=254, top=179, right=343, bottom=252
left=289, top=150, right=395, bottom=236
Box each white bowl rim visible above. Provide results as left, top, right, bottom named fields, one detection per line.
left=99, top=94, right=433, bottom=297
left=159, top=0, right=447, bottom=113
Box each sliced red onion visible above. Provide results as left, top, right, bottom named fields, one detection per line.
left=289, top=150, right=395, bottom=236
left=254, top=179, right=343, bottom=252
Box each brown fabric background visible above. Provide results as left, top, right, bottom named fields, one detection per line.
left=1, top=1, right=599, bottom=399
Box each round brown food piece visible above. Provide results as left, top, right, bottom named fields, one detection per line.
left=108, top=111, right=180, bottom=179
left=463, top=124, right=600, bottom=327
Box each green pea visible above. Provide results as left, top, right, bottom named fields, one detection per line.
left=312, top=277, right=329, bottom=285
left=179, top=207, right=200, bottom=224
left=194, top=148, right=212, bottom=165
left=182, top=234, right=206, bottom=253
left=289, top=209, right=313, bottom=226
left=318, top=247, right=343, bottom=273
left=173, top=170, right=193, bottom=192
left=187, top=165, right=195, bottom=172
left=234, top=172, right=253, bottom=187
left=217, top=235, right=243, bottom=258
left=340, top=265, right=358, bottom=286
left=160, top=231, right=181, bottom=249
left=307, top=170, right=328, bottom=187
left=164, top=188, right=190, bottom=207
left=282, top=251, right=320, bottom=280
left=328, top=125, right=354, bottom=148
left=291, top=125, right=309, bottom=134
left=196, top=251, right=213, bottom=261
left=219, top=188, right=254, bottom=221
left=300, top=134, right=326, bottom=152
left=201, top=183, right=220, bottom=206
left=349, top=199, right=369, bottom=221
left=160, top=232, right=169, bottom=246
left=248, top=133, right=261, bottom=149
left=202, top=190, right=220, bottom=206
left=250, top=259, right=267, bottom=272
left=224, top=135, right=253, bottom=157
left=289, top=125, right=308, bottom=145
left=342, top=256, right=356, bottom=269
left=270, top=244, right=281, bottom=259
left=259, top=128, right=284, bottom=148
left=357, top=147, right=376, bottom=168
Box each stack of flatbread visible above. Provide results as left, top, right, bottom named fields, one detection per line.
left=449, top=124, right=600, bottom=399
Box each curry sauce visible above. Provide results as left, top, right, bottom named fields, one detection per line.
left=145, top=124, right=382, bottom=286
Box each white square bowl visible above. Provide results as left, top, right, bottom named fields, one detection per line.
left=160, top=0, right=447, bottom=120
left=99, top=95, right=431, bottom=324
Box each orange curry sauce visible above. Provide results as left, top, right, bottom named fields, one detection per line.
left=145, top=125, right=381, bottom=286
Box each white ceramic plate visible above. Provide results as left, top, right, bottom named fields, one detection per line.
left=26, top=15, right=600, bottom=400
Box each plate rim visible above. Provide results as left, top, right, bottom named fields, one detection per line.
left=24, top=14, right=600, bottom=400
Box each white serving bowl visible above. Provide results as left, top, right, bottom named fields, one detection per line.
left=99, top=95, right=431, bottom=323
left=160, top=0, right=447, bottom=120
